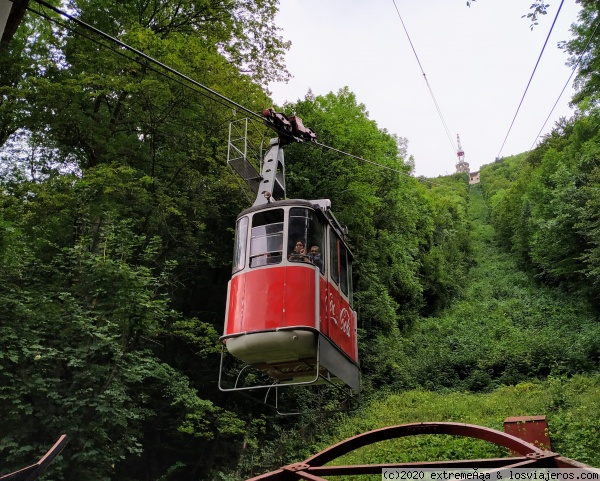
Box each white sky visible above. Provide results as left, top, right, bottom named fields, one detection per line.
left=268, top=0, right=581, bottom=178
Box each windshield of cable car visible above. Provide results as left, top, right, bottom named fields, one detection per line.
left=249, top=209, right=284, bottom=268
left=288, top=208, right=324, bottom=274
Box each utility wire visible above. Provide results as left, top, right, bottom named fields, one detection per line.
left=313, top=141, right=407, bottom=174
left=496, top=0, right=565, bottom=159
left=391, top=0, right=457, bottom=154
left=29, top=0, right=453, bottom=189
left=529, top=68, right=575, bottom=151
left=258, top=123, right=452, bottom=188
left=273, top=137, right=454, bottom=189
left=529, top=17, right=600, bottom=151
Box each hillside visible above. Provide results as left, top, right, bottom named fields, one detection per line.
left=361, top=183, right=600, bottom=393
left=310, top=182, right=600, bottom=472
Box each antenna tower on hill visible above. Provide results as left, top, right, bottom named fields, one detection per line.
left=455, top=133, right=470, bottom=174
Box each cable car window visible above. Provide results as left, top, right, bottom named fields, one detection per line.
left=348, top=260, right=354, bottom=307
left=309, top=219, right=324, bottom=274
left=232, top=216, right=249, bottom=273
left=288, top=207, right=322, bottom=264
left=288, top=208, right=324, bottom=272
left=249, top=209, right=284, bottom=268
left=329, top=232, right=339, bottom=285
left=340, top=245, right=349, bottom=296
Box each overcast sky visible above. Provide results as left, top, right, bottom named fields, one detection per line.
left=268, top=0, right=581, bottom=178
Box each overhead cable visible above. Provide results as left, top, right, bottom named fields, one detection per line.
left=391, top=0, right=457, bottom=154
left=496, top=0, right=565, bottom=159
left=28, top=0, right=453, bottom=189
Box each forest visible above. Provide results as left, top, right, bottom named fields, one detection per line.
left=1, top=0, right=600, bottom=479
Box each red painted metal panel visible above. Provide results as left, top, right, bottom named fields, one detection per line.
left=225, top=274, right=245, bottom=334
left=318, top=276, right=328, bottom=336
left=226, top=266, right=358, bottom=364
left=284, top=266, right=316, bottom=327
left=323, top=281, right=357, bottom=363
left=225, top=266, right=316, bottom=335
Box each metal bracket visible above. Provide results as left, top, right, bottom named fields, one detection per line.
left=282, top=463, right=310, bottom=473
left=253, top=138, right=286, bottom=206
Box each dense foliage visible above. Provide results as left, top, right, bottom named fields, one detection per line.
left=4, top=0, right=600, bottom=477
left=481, top=110, right=600, bottom=306
left=0, top=1, right=473, bottom=479
left=564, top=0, right=600, bottom=107
left=479, top=0, right=600, bottom=304
left=358, top=185, right=600, bottom=395
left=308, top=174, right=600, bottom=474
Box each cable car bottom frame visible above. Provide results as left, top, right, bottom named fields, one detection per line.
left=218, top=326, right=360, bottom=415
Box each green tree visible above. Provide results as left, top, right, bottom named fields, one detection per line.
left=466, top=0, right=551, bottom=28
left=0, top=1, right=483, bottom=477
left=564, top=0, right=600, bottom=107
left=0, top=170, right=237, bottom=480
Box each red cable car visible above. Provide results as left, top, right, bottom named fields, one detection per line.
left=219, top=112, right=360, bottom=394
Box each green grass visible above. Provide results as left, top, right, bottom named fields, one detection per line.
left=315, top=376, right=600, bottom=479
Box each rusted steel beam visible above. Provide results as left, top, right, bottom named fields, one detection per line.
left=245, top=423, right=598, bottom=480
left=245, top=469, right=296, bottom=481
left=304, top=457, right=534, bottom=476
left=303, top=422, right=545, bottom=467
left=0, top=435, right=68, bottom=481
left=245, top=422, right=561, bottom=481
left=287, top=472, right=326, bottom=481
left=554, top=456, right=600, bottom=470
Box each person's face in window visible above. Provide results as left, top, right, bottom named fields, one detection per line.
left=310, top=246, right=319, bottom=256
left=294, top=241, right=305, bottom=253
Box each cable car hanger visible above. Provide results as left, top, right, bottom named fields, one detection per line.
left=250, top=108, right=319, bottom=207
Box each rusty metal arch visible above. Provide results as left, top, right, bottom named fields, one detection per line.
left=0, top=435, right=68, bottom=481
left=247, top=422, right=593, bottom=481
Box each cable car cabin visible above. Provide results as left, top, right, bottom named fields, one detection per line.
left=221, top=199, right=360, bottom=391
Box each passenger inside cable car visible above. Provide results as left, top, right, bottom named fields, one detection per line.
left=288, top=240, right=309, bottom=262
left=309, top=245, right=322, bottom=270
